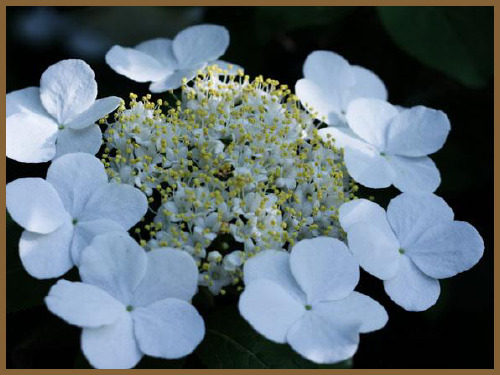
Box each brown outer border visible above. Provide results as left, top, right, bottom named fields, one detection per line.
left=0, top=2, right=497, bottom=374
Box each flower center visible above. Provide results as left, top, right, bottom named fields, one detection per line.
left=72, top=218, right=78, bottom=225
left=126, top=305, right=134, bottom=312
left=399, top=248, right=405, bottom=254
left=305, top=304, right=313, bottom=310
left=58, top=125, right=65, bottom=130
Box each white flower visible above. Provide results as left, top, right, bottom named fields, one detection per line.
left=339, top=193, right=484, bottom=311
left=223, top=250, right=245, bottom=272
left=6, top=153, right=147, bottom=279
left=6, top=59, right=121, bottom=163
left=319, top=98, right=451, bottom=192
left=295, top=50, right=387, bottom=126
left=105, top=24, right=237, bottom=92
left=238, top=237, right=388, bottom=364
left=45, top=232, right=205, bottom=369
left=199, top=251, right=233, bottom=295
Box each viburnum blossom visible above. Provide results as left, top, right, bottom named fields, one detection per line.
left=339, top=193, right=484, bottom=311
left=6, top=59, right=121, bottom=163
left=239, top=237, right=388, bottom=364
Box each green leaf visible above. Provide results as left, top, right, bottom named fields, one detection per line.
left=377, top=6, right=493, bottom=88
left=195, top=305, right=352, bottom=369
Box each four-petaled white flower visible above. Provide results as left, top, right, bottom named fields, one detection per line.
left=105, top=24, right=237, bottom=92
left=45, top=232, right=205, bottom=369
left=239, top=237, right=388, bottom=364
left=339, top=193, right=484, bottom=311
left=319, top=98, right=451, bottom=192
left=6, top=153, right=147, bottom=279
left=295, top=50, right=387, bottom=126
left=6, top=59, right=121, bottom=163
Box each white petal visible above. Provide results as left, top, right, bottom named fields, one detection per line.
left=105, top=45, right=168, bottom=82
left=290, top=237, right=360, bottom=304
left=347, top=222, right=400, bottom=280
left=318, top=125, right=370, bottom=151
left=286, top=309, right=359, bottom=364
left=82, top=311, right=142, bottom=369
left=318, top=291, right=388, bottom=333
left=45, top=279, right=124, bottom=327
left=79, top=232, right=147, bottom=305
left=296, top=78, right=338, bottom=122
left=388, top=155, right=441, bottom=193
left=338, top=198, right=388, bottom=232
left=303, top=50, right=355, bottom=110
left=385, top=106, right=451, bottom=157
left=55, top=124, right=102, bottom=158
left=71, top=219, right=125, bottom=265
left=133, top=298, right=205, bottom=359
left=135, top=38, right=178, bottom=70
left=343, top=146, right=394, bottom=189
left=173, top=24, right=229, bottom=68
left=211, top=59, right=243, bottom=75
left=66, top=97, right=121, bottom=130
left=19, top=222, right=74, bottom=279
left=342, top=66, right=388, bottom=109
left=345, top=98, right=398, bottom=150
left=386, top=192, right=454, bottom=249
left=408, top=221, right=484, bottom=279
left=149, top=69, right=197, bottom=92
left=7, top=87, right=48, bottom=118
left=40, top=59, right=97, bottom=124
left=243, top=250, right=306, bottom=303
left=239, top=279, right=305, bottom=343
left=132, top=248, right=198, bottom=307
left=384, top=255, right=440, bottom=311
left=46, top=152, right=107, bottom=217
left=7, top=178, right=68, bottom=234
left=79, top=183, right=147, bottom=230
left=6, top=112, right=57, bottom=163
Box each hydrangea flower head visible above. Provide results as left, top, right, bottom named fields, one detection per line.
left=105, top=24, right=237, bottom=92
left=238, top=237, right=388, bottom=364
left=339, top=193, right=484, bottom=311
left=6, top=59, right=121, bottom=163
left=6, top=153, right=147, bottom=278
left=45, top=232, right=205, bottom=369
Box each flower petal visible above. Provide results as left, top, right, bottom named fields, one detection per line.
left=7, top=87, right=48, bottom=118
left=133, top=298, right=205, bottom=359
left=388, top=155, right=441, bottom=193
left=66, top=97, right=121, bottom=130
left=408, top=221, right=484, bottom=279
left=342, top=66, right=388, bottom=109
left=286, top=308, right=359, bottom=364
left=385, top=106, right=451, bottom=157
left=345, top=98, right=398, bottom=150
left=296, top=78, right=338, bottom=122
left=7, top=178, right=68, bottom=234
left=239, top=279, right=305, bottom=343
left=19, top=222, right=74, bottom=279
left=318, top=125, right=369, bottom=151
left=149, top=69, right=197, bottom=92
left=71, top=219, right=125, bottom=265
left=105, top=45, right=169, bottom=82
left=6, top=112, right=58, bottom=163
left=384, top=255, right=440, bottom=311
left=243, top=250, right=306, bottom=303
left=40, top=59, right=97, bottom=124
left=347, top=222, right=400, bottom=280
left=339, top=198, right=388, bottom=233
left=55, top=124, right=102, bottom=158
left=79, top=232, right=147, bottom=305
left=386, top=192, right=454, bottom=249
left=46, top=153, right=107, bottom=217
left=132, top=248, right=198, bottom=307
left=45, top=279, right=124, bottom=327
left=82, top=311, right=142, bottom=369
left=211, top=59, right=243, bottom=74
left=343, top=145, right=394, bottom=189
left=173, top=24, right=229, bottom=68
left=135, top=38, right=178, bottom=71
left=303, top=50, right=355, bottom=110
left=289, top=237, right=360, bottom=304
left=79, top=183, right=147, bottom=230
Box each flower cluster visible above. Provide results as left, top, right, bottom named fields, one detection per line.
left=6, top=23, right=484, bottom=369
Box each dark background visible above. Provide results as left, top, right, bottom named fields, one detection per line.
left=6, top=6, right=493, bottom=369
